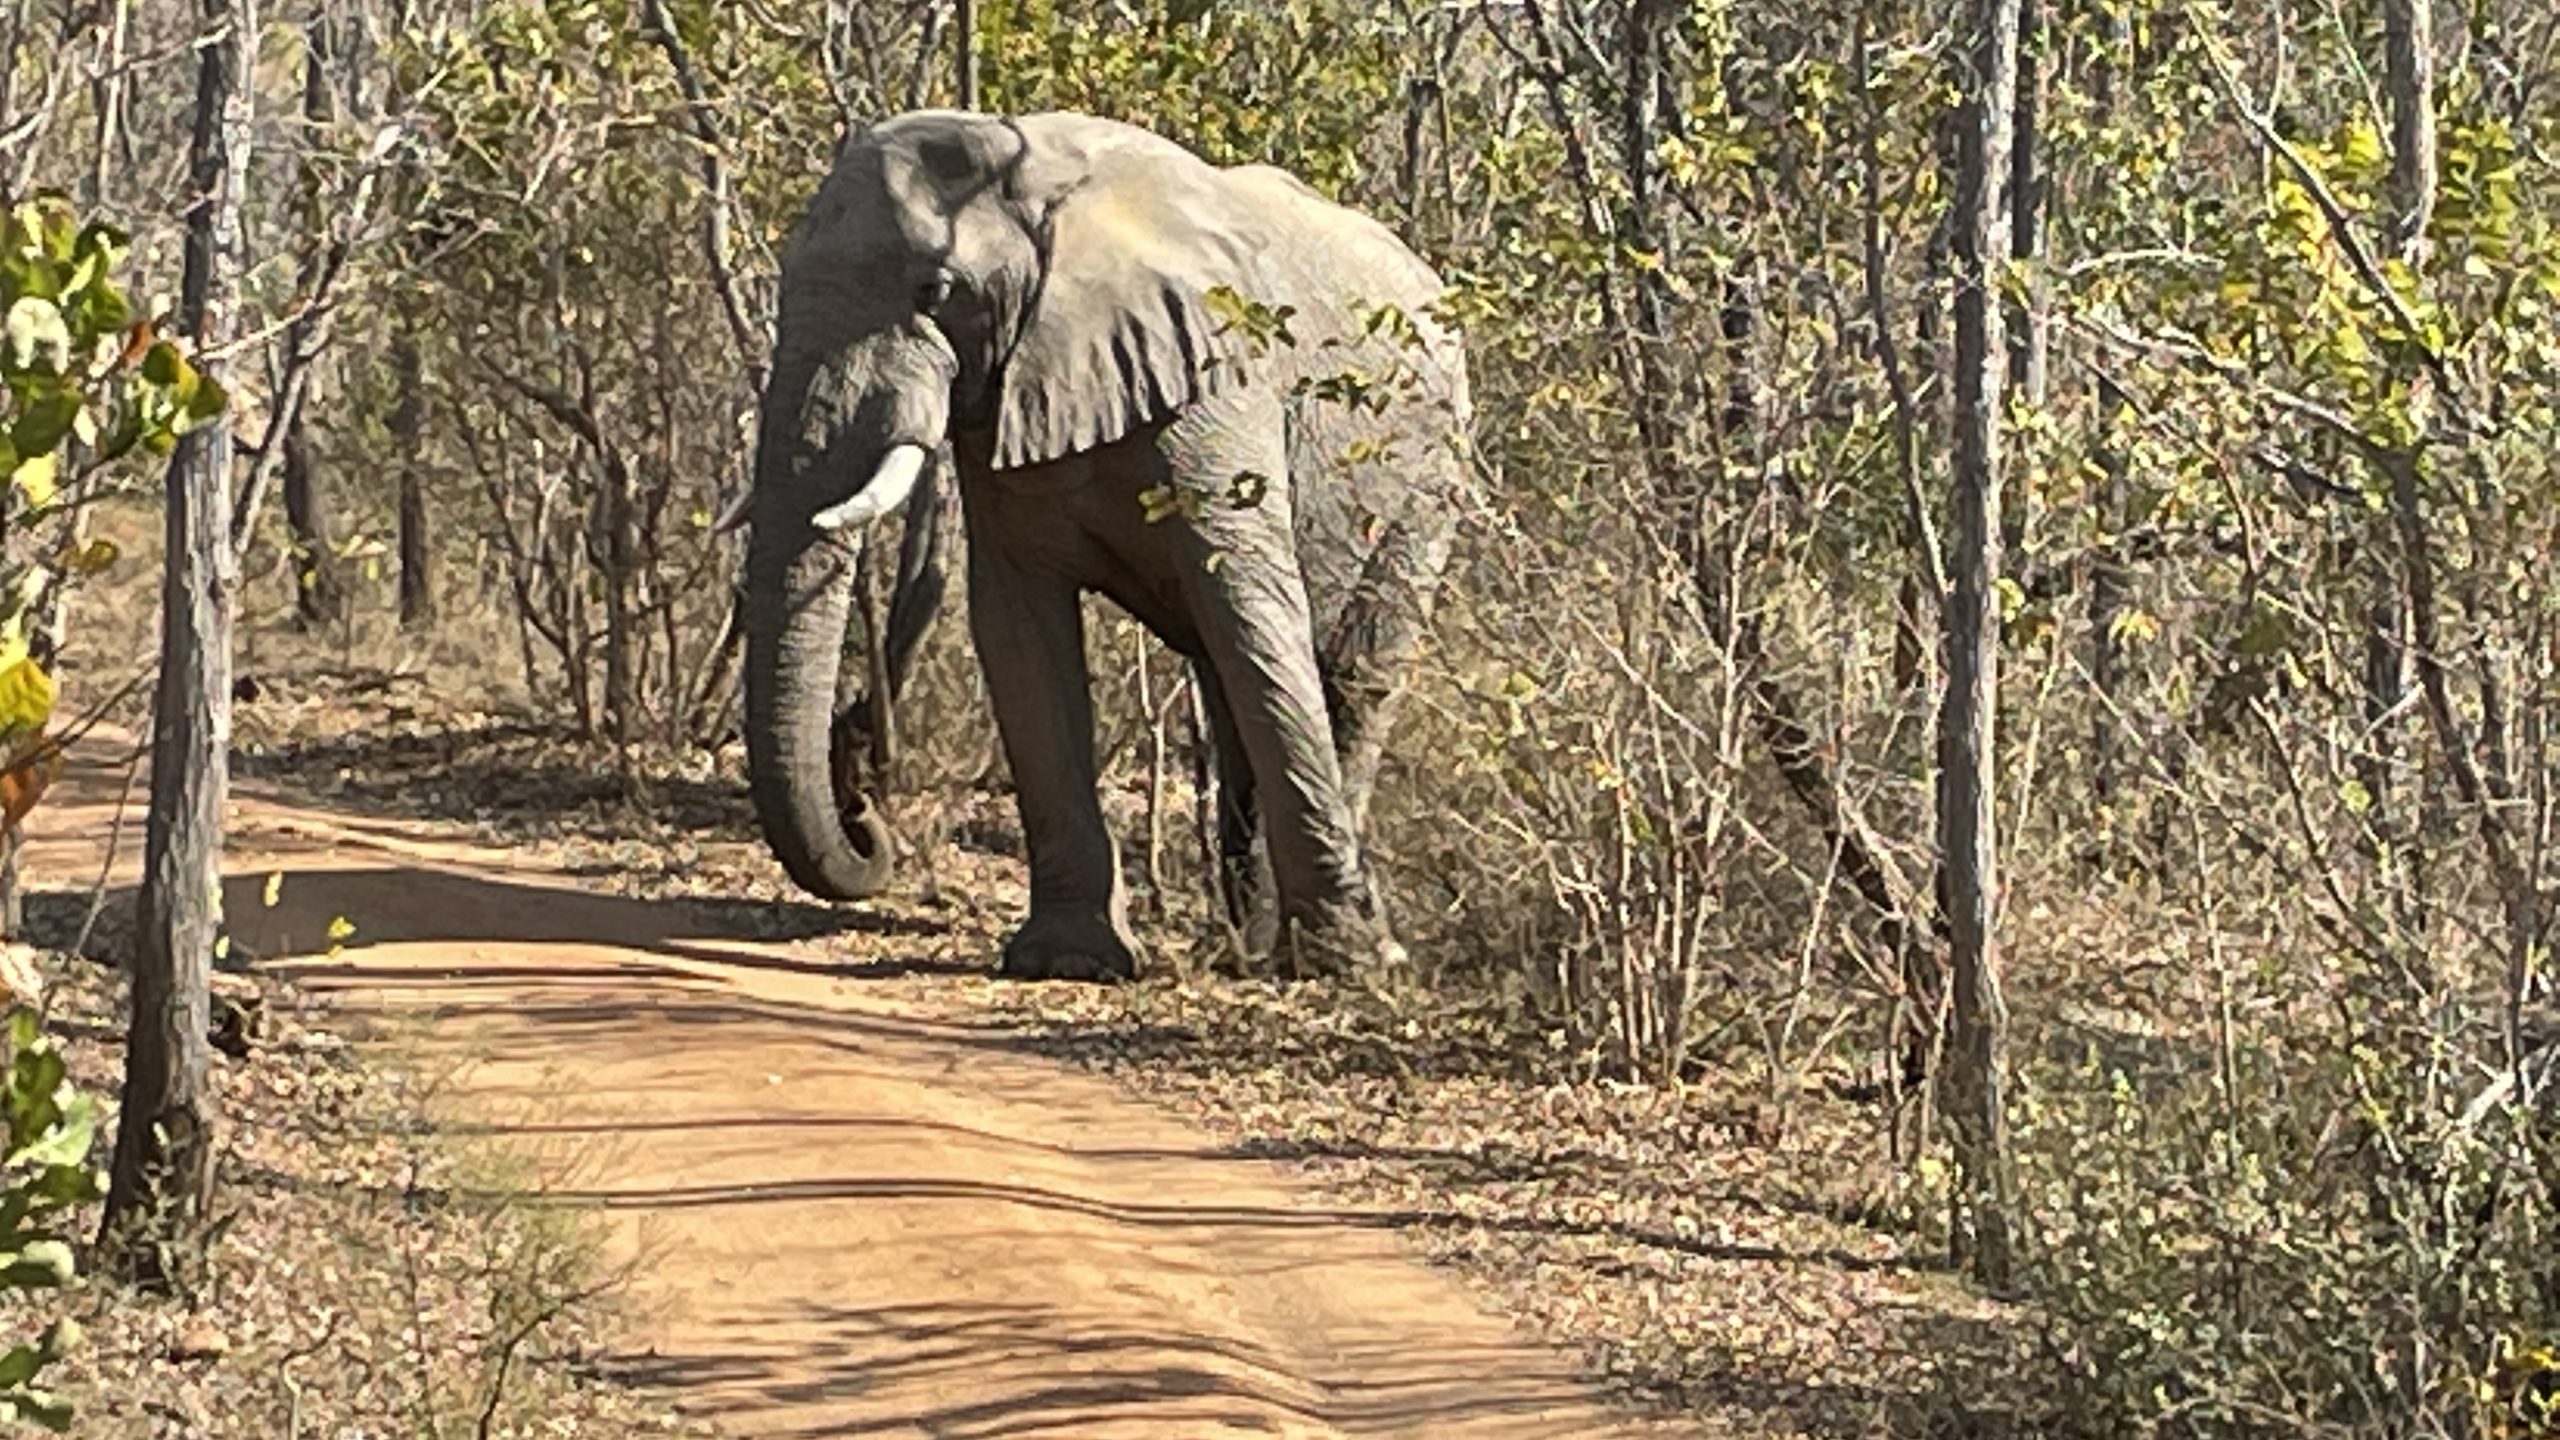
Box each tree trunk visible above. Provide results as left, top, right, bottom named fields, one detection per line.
left=393, top=327, right=433, bottom=627
left=2085, top=11, right=2131, bottom=830
left=2001, top=0, right=2046, bottom=557
left=598, top=452, right=636, bottom=749
left=2089, top=371, right=2129, bottom=813
left=0, top=829, right=20, bottom=938
left=282, top=424, right=344, bottom=629
left=2359, top=0, right=2436, bottom=940
left=282, top=3, right=346, bottom=629
left=2384, top=0, right=2436, bottom=267
left=103, top=0, right=251, bottom=1286
left=87, top=0, right=129, bottom=209
left=1938, top=0, right=2021, bottom=1293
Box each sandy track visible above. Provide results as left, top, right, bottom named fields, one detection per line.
left=25, top=738, right=1693, bottom=1439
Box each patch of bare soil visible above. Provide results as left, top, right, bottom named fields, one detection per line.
left=205, top=677, right=2019, bottom=1438
left=973, top=980, right=2010, bottom=1438
left=0, top=908, right=701, bottom=1438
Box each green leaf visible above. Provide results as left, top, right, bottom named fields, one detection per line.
left=180, top=371, right=228, bottom=428
left=6, top=1110, right=93, bottom=1175
left=64, top=220, right=128, bottom=286
left=138, top=338, right=184, bottom=386
left=0, top=1388, right=72, bottom=1431
left=10, top=197, right=77, bottom=265
left=0, top=1241, right=73, bottom=1289
left=56, top=538, right=115, bottom=576
left=8, top=392, right=79, bottom=459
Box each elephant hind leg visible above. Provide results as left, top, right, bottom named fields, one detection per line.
left=1196, top=660, right=1277, bottom=957
left=1318, top=516, right=1449, bottom=849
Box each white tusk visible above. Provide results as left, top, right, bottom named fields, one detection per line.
left=710, top=487, right=755, bottom=534
left=809, top=444, right=929, bottom=532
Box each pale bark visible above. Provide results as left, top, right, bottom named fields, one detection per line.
left=2384, top=0, right=2437, bottom=266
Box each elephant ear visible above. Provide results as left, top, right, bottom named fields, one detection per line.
left=994, top=122, right=1273, bottom=472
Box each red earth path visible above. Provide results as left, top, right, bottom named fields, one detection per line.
left=26, top=735, right=1699, bottom=1439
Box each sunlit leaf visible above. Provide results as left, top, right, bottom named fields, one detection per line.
left=8, top=455, right=55, bottom=511
left=0, top=658, right=54, bottom=749
left=2, top=299, right=70, bottom=375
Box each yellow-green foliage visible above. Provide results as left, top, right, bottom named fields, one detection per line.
left=0, top=192, right=217, bottom=1433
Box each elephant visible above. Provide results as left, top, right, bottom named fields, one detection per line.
left=726, top=108, right=1473, bottom=982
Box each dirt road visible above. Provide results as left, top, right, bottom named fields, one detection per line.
left=26, top=738, right=1692, bottom=1439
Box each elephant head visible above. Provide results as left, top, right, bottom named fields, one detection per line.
left=730, top=110, right=1267, bottom=900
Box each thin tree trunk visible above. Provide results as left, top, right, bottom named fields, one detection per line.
left=104, top=0, right=252, bottom=1286
left=0, top=830, right=20, bottom=938
left=87, top=0, right=128, bottom=208
left=2361, top=0, right=2436, bottom=944
left=1938, top=0, right=2021, bottom=1293
left=2086, top=13, right=2131, bottom=827
left=2384, top=0, right=2436, bottom=266
left=393, top=327, right=433, bottom=627
left=282, top=3, right=346, bottom=628
left=2089, top=370, right=2130, bottom=812
left=955, top=0, right=976, bottom=108
left=2001, top=0, right=2046, bottom=558
left=282, top=423, right=344, bottom=628
left=598, top=451, right=636, bottom=750
left=26, top=0, right=132, bottom=742
left=1139, top=633, right=1164, bottom=919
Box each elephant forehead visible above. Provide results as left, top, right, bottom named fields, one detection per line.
left=787, top=165, right=956, bottom=290
left=876, top=114, right=1028, bottom=205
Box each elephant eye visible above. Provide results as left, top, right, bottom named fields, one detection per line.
left=914, top=275, right=953, bottom=315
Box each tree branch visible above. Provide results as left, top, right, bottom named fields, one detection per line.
left=636, top=0, right=769, bottom=396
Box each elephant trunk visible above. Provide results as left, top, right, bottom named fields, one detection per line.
left=742, top=510, right=895, bottom=900
left=742, top=317, right=959, bottom=900
left=741, top=340, right=916, bottom=902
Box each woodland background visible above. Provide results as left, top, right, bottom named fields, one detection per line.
left=1, top=0, right=2556, bottom=1434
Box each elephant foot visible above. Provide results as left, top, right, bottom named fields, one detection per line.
left=1231, top=892, right=1280, bottom=962
left=999, top=909, right=1142, bottom=983
left=1269, top=898, right=1408, bottom=983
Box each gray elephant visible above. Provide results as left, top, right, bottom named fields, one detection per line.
left=725, top=108, right=1472, bottom=981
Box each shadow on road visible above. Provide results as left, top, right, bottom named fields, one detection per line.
left=606, top=1299, right=1599, bottom=1439
left=22, top=860, right=976, bottom=982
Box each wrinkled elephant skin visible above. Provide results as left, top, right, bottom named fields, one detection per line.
left=734, top=109, right=1473, bottom=981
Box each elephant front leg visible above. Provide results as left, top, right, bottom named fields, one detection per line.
left=1165, top=438, right=1403, bottom=979
left=968, top=547, right=1140, bottom=983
